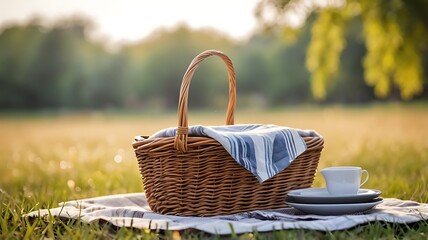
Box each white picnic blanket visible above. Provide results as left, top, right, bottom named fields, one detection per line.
left=148, top=124, right=319, bottom=182
left=27, top=193, right=428, bottom=235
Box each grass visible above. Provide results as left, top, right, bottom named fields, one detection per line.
left=1, top=104, right=427, bottom=239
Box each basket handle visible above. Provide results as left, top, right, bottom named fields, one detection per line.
left=174, top=50, right=236, bottom=152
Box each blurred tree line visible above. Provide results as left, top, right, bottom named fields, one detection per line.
left=0, top=14, right=426, bottom=110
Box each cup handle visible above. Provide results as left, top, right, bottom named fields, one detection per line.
left=360, top=170, right=369, bottom=187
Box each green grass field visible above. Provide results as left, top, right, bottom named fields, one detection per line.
left=1, top=104, right=427, bottom=239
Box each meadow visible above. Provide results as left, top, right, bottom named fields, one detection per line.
left=1, top=104, right=427, bottom=239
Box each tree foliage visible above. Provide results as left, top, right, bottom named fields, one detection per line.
left=256, top=0, right=428, bottom=100
left=0, top=14, right=425, bottom=110
left=0, top=17, right=124, bottom=109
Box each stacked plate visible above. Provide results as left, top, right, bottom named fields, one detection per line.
left=286, top=188, right=383, bottom=215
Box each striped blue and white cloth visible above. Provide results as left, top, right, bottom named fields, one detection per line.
left=150, top=124, right=320, bottom=182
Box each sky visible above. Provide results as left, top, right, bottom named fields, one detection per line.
left=0, top=0, right=260, bottom=44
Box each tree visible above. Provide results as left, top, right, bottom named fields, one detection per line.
left=256, top=0, right=428, bottom=100
left=122, top=25, right=235, bottom=110
left=0, top=22, right=46, bottom=108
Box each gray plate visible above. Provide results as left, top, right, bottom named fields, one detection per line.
left=287, top=188, right=382, bottom=204
left=286, top=198, right=383, bottom=215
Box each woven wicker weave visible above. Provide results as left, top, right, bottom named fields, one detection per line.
left=133, top=50, right=324, bottom=216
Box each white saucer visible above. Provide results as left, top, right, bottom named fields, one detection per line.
left=287, top=188, right=382, bottom=204
left=286, top=198, right=383, bottom=215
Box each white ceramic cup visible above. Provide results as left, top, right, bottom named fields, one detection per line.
left=320, top=166, right=369, bottom=195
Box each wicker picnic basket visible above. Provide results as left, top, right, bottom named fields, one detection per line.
left=132, top=50, right=324, bottom=216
